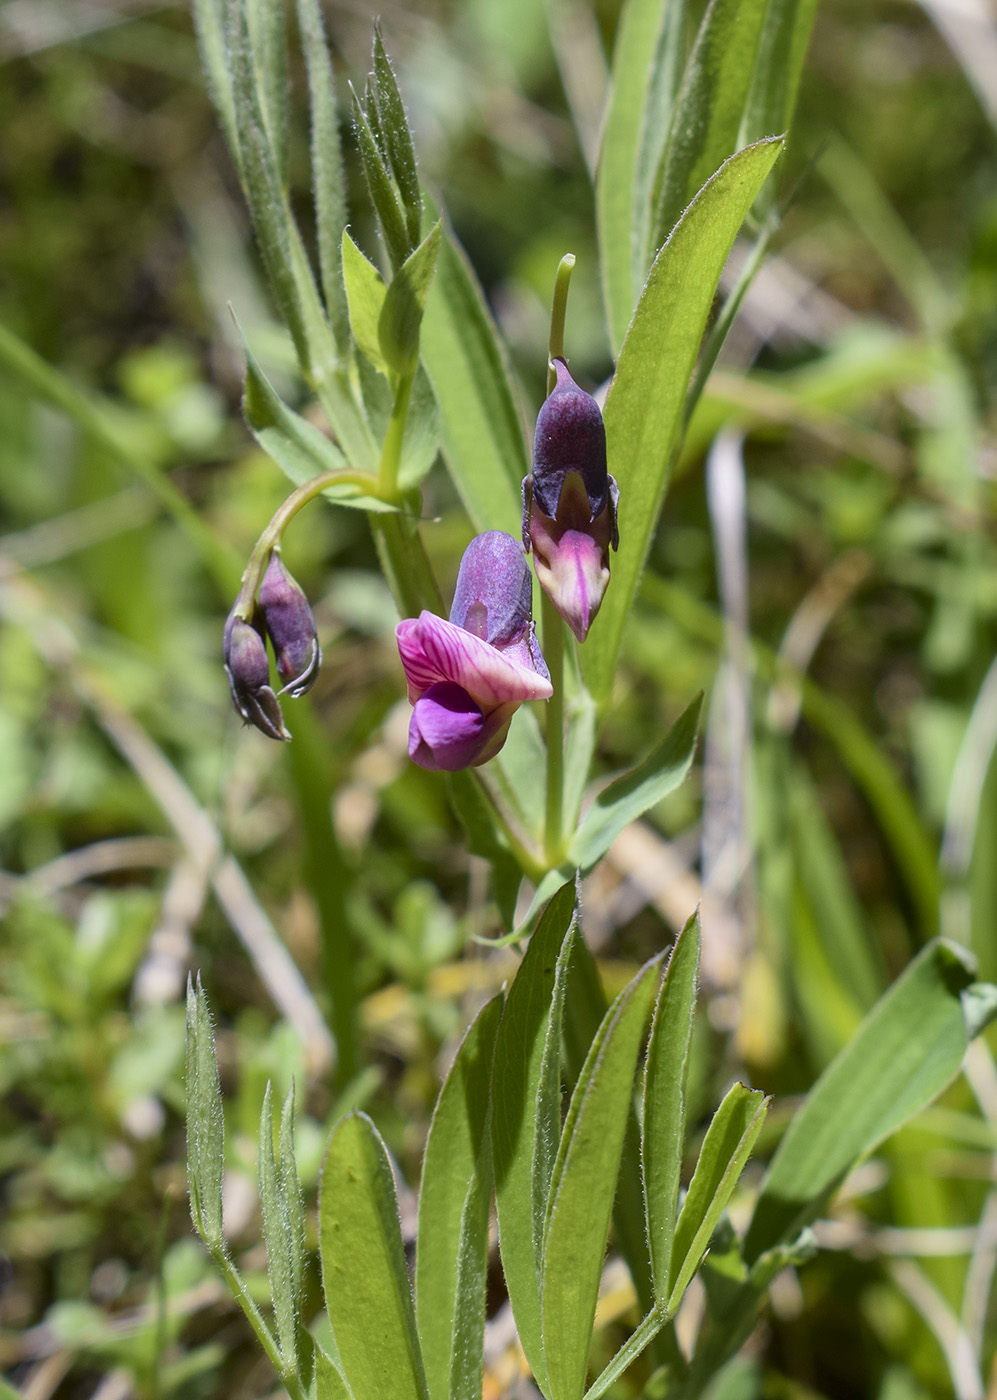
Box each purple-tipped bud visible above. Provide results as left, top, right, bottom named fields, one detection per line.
left=258, top=551, right=322, bottom=697
left=396, top=530, right=552, bottom=771
left=523, top=358, right=619, bottom=642
left=223, top=608, right=290, bottom=742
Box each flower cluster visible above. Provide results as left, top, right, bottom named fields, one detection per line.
left=223, top=550, right=321, bottom=742
left=396, top=531, right=552, bottom=770
left=224, top=355, right=617, bottom=773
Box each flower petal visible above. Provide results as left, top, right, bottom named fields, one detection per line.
left=408, top=683, right=486, bottom=771
left=396, top=613, right=554, bottom=708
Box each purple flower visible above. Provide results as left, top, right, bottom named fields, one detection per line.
left=223, top=609, right=290, bottom=742
left=396, top=531, right=552, bottom=771
left=223, top=549, right=321, bottom=740
left=522, top=357, right=619, bottom=642
left=257, top=551, right=322, bottom=697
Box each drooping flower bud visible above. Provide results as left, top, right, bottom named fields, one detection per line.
left=223, top=608, right=290, bottom=742
left=396, top=530, right=552, bottom=771
left=257, top=550, right=322, bottom=697
left=523, top=358, right=619, bottom=642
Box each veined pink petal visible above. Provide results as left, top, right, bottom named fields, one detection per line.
left=396, top=613, right=553, bottom=708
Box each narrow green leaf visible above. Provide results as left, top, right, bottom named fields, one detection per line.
left=246, top=0, right=289, bottom=189
left=371, top=30, right=422, bottom=249
left=352, top=93, right=411, bottom=272
left=667, top=1084, right=767, bottom=1310
left=342, top=231, right=389, bottom=373
left=239, top=332, right=394, bottom=512
left=185, top=976, right=224, bottom=1248
left=582, top=137, right=783, bottom=703
left=596, top=0, right=688, bottom=350
left=560, top=933, right=654, bottom=1317
left=738, top=0, right=818, bottom=151
left=258, top=1082, right=300, bottom=1367
left=319, top=1112, right=429, bottom=1400
left=279, top=1087, right=306, bottom=1369
left=191, top=0, right=240, bottom=166
left=380, top=222, right=443, bottom=375
left=416, top=997, right=503, bottom=1400
left=643, top=911, right=701, bottom=1300
left=420, top=223, right=526, bottom=533
left=534, top=916, right=581, bottom=1266
left=0, top=1378, right=25, bottom=1400
left=653, top=0, right=768, bottom=245
left=744, top=940, right=989, bottom=1263
left=492, top=883, right=578, bottom=1392
left=222, top=0, right=341, bottom=391
left=570, top=693, right=703, bottom=871
left=295, top=0, right=350, bottom=345
left=541, top=956, right=663, bottom=1400
left=582, top=1306, right=669, bottom=1400
left=316, top=1346, right=354, bottom=1400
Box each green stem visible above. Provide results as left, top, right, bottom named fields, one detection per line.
left=378, top=369, right=415, bottom=498
left=542, top=589, right=565, bottom=865
left=547, top=254, right=576, bottom=391
left=233, top=466, right=382, bottom=617
left=371, top=512, right=443, bottom=619
left=208, top=1244, right=308, bottom=1400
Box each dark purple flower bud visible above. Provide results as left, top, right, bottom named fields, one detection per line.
left=257, top=550, right=322, bottom=697
left=449, top=530, right=533, bottom=648
left=223, top=607, right=290, bottom=742
left=523, top=358, right=619, bottom=642
left=396, top=531, right=552, bottom=771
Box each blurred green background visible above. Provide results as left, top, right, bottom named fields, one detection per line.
left=1, top=0, right=996, bottom=1397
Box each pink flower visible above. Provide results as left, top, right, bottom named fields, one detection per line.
left=396, top=532, right=552, bottom=771
left=523, top=358, right=619, bottom=642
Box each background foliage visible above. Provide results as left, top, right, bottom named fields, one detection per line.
left=1, top=0, right=997, bottom=1397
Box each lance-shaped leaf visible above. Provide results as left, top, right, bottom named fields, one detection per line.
left=342, top=231, right=389, bottom=374
left=738, top=0, right=820, bottom=153
left=667, top=1084, right=768, bottom=1311
left=582, top=137, right=783, bottom=705
left=258, top=1083, right=304, bottom=1371
left=370, top=30, right=422, bottom=251
left=643, top=911, right=701, bottom=1301
left=316, top=1347, right=354, bottom=1400
left=295, top=0, right=349, bottom=346
left=569, top=693, right=702, bottom=873
left=352, top=82, right=412, bottom=273
left=745, top=939, right=997, bottom=1263
left=416, top=996, right=503, bottom=1400
left=492, top=883, right=578, bottom=1392
left=420, top=221, right=526, bottom=533
left=380, top=222, right=443, bottom=375
left=319, top=1112, right=429, bottom=1400
left=185, top=975, right=224, bottom=1249
left=245, top=0, right=289, bottom=189
left=541, top=955, right=663, bottom=1400
left=652, top=0, right=768, bottom=245
left=239, top=332, right=393, bottom=512
left=596, top=0, right=689, bottom=352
